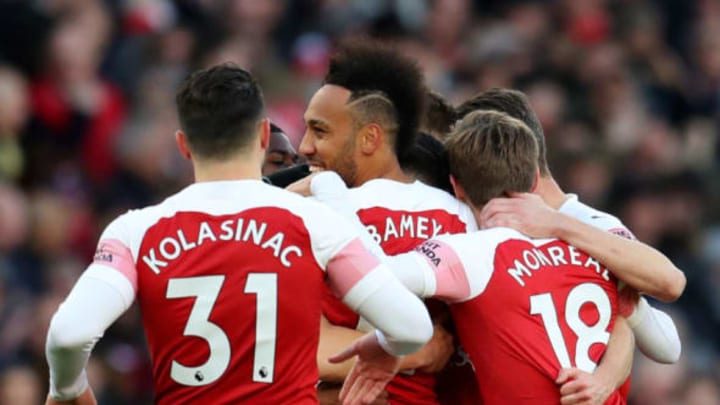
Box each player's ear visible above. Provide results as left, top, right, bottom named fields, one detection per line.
left=450, top=175, right=467, bottom=202
left=359, top=123, right=382, bottom=155
left=175, top=130, right=192, bottom=160
left=531, top=168, right=540, bottom=192
left=259, top=118, right=271, bottom=151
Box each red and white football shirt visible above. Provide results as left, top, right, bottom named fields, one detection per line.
left=405, top=228, right=624, bottom=405
left=322, top=179, right=476, bottom=405
left=91, top=180, right=382, bottom=404
left=559, top=195, right=636, bottom=241
left=560, top=194, right=636, bottom=399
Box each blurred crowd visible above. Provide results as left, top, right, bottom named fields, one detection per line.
left=0, top=0, right=718, bottom=404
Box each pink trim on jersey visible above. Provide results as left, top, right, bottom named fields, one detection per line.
left=418, top=240, right=470, bottom=302
left=326, top=238, right=381, bottom=298
left=93, top=238, right=137, bottom=291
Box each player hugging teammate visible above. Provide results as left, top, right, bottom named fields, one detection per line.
left=45, top=39, right=685, bottom=405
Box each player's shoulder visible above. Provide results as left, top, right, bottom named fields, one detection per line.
left=559, top=194, right=625, bottom=228
left=350, top=179, right=464, bottom=211
left=109, top=180, right=323, bottom=231
left=434, top=226, right=526, bottom=253
left=409, top=180, right=465, bottom=208
left=422, top=227, right=528, bottom=300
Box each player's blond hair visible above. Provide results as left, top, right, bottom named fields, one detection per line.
left=445, top=110, right=538, bottom=207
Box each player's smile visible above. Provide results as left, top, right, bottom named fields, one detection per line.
left=308, top=162, right=325, bottom=172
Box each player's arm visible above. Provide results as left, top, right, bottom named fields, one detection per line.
left=557, top=316, right=634, bottom=404
left=626, top=296, right=681, bottom=363
left=383, top=239, right=483, bottom=304
left=318, top=316, right=454, bottom=382
left=480, top=193, right=685, bottom=302
left=325, top=239, right=432, bottom=356
left=46, top=387, right=97, bottom=405
left=318, top=316, right=365, bottom=382
left=46, top=264, right=135, bottom=402
left=325, top=247, right=433, bottom=405
left=45, top=217, right=137, bottom=404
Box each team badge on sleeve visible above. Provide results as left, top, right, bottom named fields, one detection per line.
left=609, top=227, right=636, bottom=241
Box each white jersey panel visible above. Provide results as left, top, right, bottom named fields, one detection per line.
left=99, top=180, right=357, bottom=271
left=559, top=194, right=635, bottom=239
left=348, top=179, right=478, bottom=231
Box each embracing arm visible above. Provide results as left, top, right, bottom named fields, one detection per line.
left=318, top=316, right=366, bottom=383
left=318, top=315, right=454, bottom=383
left=549, top=217, right=684, bottom=302
left=325, top=247, right=433, bottom=405
left=557, top=316, right=634, bottom=404
left=481, top=193, right=685, bottom=302
left=627, top=297, right=681, bottom=363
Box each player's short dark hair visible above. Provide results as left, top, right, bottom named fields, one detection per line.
left=176, top=63, right=264, bottom=160
left=456, top=88, right=549, bottom=176
left=421, top=91, right=456, bottom=140
left=446, top=110, right=538, bottom=207
left=401, top=132, right=452, bottom=194
left=324, top=40, right=425, bottom=160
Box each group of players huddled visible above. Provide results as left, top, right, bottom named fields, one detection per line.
left=44, top=40, right=686, bottom=405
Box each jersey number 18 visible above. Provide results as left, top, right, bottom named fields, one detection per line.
left=530, top=282, right=612, bottom=372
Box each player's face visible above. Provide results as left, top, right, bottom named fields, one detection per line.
left=300, top=85, right=359, bottom=186
left=262, top=131, right=299, bottom=175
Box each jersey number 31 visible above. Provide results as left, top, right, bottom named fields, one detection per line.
left=166, top=274, right=277, bottom=386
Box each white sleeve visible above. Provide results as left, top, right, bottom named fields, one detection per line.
left=342, top=263, right=433, bottom=356
left=324, top=236, right=432, bottom=356
left=384, top=253, right=438, bottom=298
left=46, top=265, right=135, bottom=400
left=309, top=171, right=386, bottom=259
left=626, top=297, right=682, bottom=364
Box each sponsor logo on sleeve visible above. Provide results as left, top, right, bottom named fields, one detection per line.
left=94, top=243, right=114, bottom=263
left=415, top=241, right=442, bottom=266
left=609, top=227, right=636, bottom=241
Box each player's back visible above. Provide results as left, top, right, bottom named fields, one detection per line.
left=116, top=180, right=339, bottom=404
left=349, top=179, right=475, bottom=254
left=324, top=178, right=474, bottom=405
left=422, top=228, right=623, bottom=404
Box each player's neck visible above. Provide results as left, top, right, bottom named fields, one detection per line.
left=535, top=176, right=569, bottom=209
left=192, top=158, right=263, bottom=183
left=354, top=154, right=412, bottom=186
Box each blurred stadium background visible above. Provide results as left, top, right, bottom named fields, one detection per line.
left=0, top=0, right=718, bottom=403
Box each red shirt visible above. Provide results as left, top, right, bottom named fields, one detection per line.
left=322, top=179, right=475, bottom=405
left=410, top=229, right=625, bottom=405
left=95, top=181, right=383, bottom=404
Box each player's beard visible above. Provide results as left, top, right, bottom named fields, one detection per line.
left=331, top=135, right=358, bottom=187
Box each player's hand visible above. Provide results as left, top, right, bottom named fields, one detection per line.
left=617, top=285, right=640, bottom=318
left=480, top=192, right=561, bottom=238
left=46, top=388, right=97, bottom=405
left=317, top=383, right=389, bottom=405
left=286, top=172, right=319, bottom=196
left=556, top=368, right=613, bottom=405
left=329, top=332, right=401, bottom=405
left=402, top=324, right=454, bottom=373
